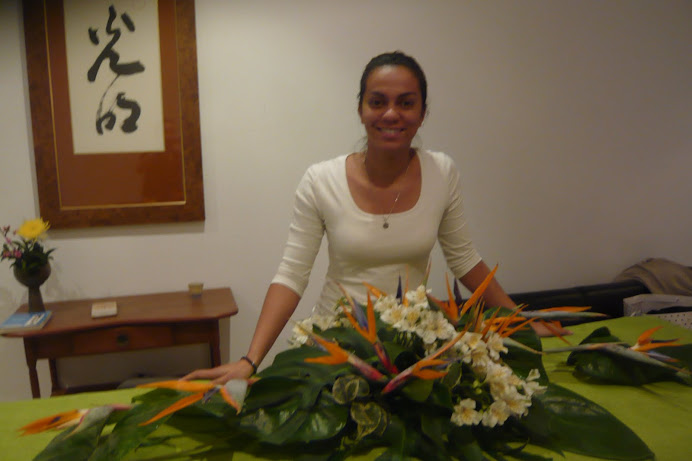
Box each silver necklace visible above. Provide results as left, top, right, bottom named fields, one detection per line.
left=363, top=152, right=413, bottom=229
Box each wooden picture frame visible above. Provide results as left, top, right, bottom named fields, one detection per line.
left=23, top=0, right=204, bottom=228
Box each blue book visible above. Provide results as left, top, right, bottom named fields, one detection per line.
left=0, top=311, right=52, bottom=333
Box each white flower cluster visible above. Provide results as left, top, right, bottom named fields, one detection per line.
left=373, top=286, right=457, bottom=349
left=374, top=285, right=546, bottom=428
left=288, top=308, right=346, bottom=347
left=288, top=285, right=546, bottom=428
left=451, top=362, right=544, bottom=428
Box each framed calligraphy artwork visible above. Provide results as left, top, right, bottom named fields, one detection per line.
left=23, top=0, right=204, bottom=228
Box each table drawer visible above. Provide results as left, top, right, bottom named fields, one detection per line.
left=23, top=326, right=169, bottom=358
left=70, top=325, right=175, bottom=354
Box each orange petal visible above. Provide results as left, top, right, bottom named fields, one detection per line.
left=495, top=304, right=529, bottom=335
left=633, top=339, right=680, bottom=352
left=412, top=369, right=448, bottom=380
left=305, top=355, right=348, bottom=365
left=428, top=293, right=458, bottom=323
left=322, top=337, right=349, bottom=357
left=500, top=317, right=534, bottom=338
left=140, top=392, right=205, bottom=426
left=19, top=409, right=85, bottom=435
left=338, top=284, right=373, bottom=341
left=362, top=282, right=387, bottom=299
left=305, top=335, right=350, bottom=364
left=470, top=300, right=486, bottom=333
left=365, top=292, right=377, bottom=343
left=481, top=307, right=504, bottom=337
left=636, top=326, right=664, bottom=346
left=403, top=266, right=410, bottom=307
left=429, top=327, right=469, bottom=361
left=461, top=264, right=498, bottom=315
left=412, top=358, right=448, bottom=380
left=414, top=358, right=447, bottom=369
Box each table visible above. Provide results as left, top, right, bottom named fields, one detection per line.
left=1, top=288, right=238, bottom=398
left=1, top=316, right=690, bottom=460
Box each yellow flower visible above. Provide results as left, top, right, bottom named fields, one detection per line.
left=16, top=218, right=50, bottom=241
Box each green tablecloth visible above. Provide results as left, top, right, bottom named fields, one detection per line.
left=1, top=316, right=690, bottom=460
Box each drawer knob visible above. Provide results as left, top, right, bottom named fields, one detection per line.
left=116, top=334, right=130, bottom=347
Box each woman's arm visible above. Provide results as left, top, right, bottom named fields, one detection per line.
left=182, top=283, right=301, bottom=383
left=459, top=260, right=515, bottom=309
left=184, top=166, right=329, bottom=384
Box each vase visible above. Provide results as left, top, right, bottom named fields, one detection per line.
left=13, top=263, right=51, bottom=313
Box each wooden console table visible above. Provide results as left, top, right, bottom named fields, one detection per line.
left=2, top=287, right=238, bottom=398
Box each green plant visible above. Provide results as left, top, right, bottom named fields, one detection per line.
left=22, top=270, right=690, bottom=460
left=1, top=218, right=55, bottom=273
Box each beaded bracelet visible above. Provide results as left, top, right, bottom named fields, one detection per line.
left=240, top=355, right=258, bottom=374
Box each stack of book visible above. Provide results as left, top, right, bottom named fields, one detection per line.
left=0, top=311, right=52, bottom=333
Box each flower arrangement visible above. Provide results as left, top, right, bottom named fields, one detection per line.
left=290, top=282, right=545, bottom=430
left=1, top=218, right=55, bottom=274
left=19, top=269, right=690, bottom=461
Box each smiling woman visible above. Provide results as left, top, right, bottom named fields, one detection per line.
left=358, top=65, right=425, bottom=158
left=351, top=64, right=424, bottom=225
left=183, top=50, right=524, bottom=386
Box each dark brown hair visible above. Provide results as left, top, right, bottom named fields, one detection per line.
left=358, top=51, right=428, bottom=115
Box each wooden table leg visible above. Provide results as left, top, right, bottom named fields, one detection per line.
left=23, top=338, right=40, bottom=399
left=49, top=358, right=62, bottom=396
left=210, top=321, right=221, bottom=367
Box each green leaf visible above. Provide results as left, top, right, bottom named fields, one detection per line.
left=401, top=378, right=433, bottom=402
left=90, top=403, right=170, bottom=461
left=351, top=401, right=388, bottom=439
left=427, top=381, right=453, bottom=409
left=391, top=346, right=420, bottom=373
left=374, top=449, right=409, bottom=461
left=567, top=328, right=692, bottom=385
left=291, top=393, right=349, bottom=442
left=381, top=339, right=411, bottom=365
left=448, top=426, right=485, bottom=461
left=332, top=374, right=370, bottom=404
left=242, top=376, right=315, bottom=411
left=380, top=414, right=415, bottom=459
left=521, top=383, right=654, bottom=460
left=241, top=391, right=348, bottom=445
left=420, top=411, right=451, bottom=448
left=240, top=400, right=308, bottom=444
left=503, top=327, right=548, bottom=384
left=441, top=362, right=462, bottom=388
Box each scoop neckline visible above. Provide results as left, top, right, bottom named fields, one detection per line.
left=343, top=150, right=424, bottom=218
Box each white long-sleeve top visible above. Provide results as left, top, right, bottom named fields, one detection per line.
left=272, top=150, right=482, bottom=313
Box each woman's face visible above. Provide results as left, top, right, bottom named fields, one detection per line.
left=359, top=65, right=425, bottom=154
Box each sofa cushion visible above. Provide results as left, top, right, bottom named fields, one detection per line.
left=509, top=280, right=649, bottom=324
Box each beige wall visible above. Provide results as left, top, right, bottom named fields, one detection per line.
left=1, top=0, right=691, bottom=401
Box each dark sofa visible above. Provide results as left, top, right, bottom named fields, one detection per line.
left=508, top=279, right=650, bottom=325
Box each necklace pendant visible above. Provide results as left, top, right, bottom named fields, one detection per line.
left=383, top=222, right=389, bottom=229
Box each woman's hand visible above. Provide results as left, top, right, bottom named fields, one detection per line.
left=181, top=359, right=254, bottom=385
left=182, top=284, right=300, bottom=385
left=531, top=321, right=572, bottom=337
